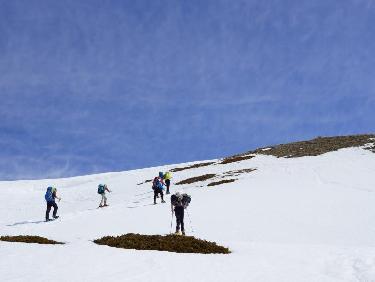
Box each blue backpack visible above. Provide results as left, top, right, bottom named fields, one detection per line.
left=152, top=177, right=164, bottom=191
left=45, top=187, right=53, bottom=202
left=98, top=184, right=105, bottom=194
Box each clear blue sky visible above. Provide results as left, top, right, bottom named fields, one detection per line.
left=0, top=0, right=374, bottom=180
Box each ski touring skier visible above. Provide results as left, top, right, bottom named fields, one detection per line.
left=44, top=186, right=61, bottom=221
left=98, top=184, right=111, bottom=208
left=171, top=191, right=191, bottom=235
left=163, top=171, right=172, bottom=194
left=153, top=172, right=166, bottom=204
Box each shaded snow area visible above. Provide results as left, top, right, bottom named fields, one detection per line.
left=1, top=147, right=375, bottom=282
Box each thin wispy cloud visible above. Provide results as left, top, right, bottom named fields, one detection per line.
left=0, top=0, right=374, bottom=180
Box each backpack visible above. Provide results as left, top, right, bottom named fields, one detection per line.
left=152, top=177, right=163, bottom=191
left=164, top=172, right=172, bottom=180
left=98, top=184, right=105, bottom=194
left=45, top=187, right=53, bottom=202
left=182, top=194, right=191, bottom=208
left=171, top=193, right=191, bottom=208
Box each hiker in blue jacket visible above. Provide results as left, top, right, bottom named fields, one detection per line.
left=44, top=187, right=61, bottom=221
left=153, top=173, right=166, bottom=204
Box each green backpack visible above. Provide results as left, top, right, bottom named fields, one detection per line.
left=98, top=184, right=105, bottom=194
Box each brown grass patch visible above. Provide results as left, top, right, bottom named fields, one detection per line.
left=223, top=134, right=375, bottom=160
left=0, top=235, right=64, bottom=245
left=225, top=168, right=257, bottom=176
left=170, top=162, right=216, bottom=172
left=251, top=134, right=375, bottom=158
left=94, top=233, right=230, bottom=254
left=220, top=154, right=255, bottom=164
left=207, top=179, right=237, bottom=187
left=175, top=174, right=216, bottom=185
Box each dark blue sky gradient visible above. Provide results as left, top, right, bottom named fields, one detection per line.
left=0, top=0, right=374, bottom=180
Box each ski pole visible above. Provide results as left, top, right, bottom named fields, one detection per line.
left=186, top=209, right=195, bottom=234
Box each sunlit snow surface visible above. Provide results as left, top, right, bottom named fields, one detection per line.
left=1, top=148, right=375, bottom=281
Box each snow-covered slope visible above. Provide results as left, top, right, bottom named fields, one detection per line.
left=1, top=147, right=375, bottom=282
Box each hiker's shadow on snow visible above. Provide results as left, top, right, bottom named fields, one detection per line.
left=7, top=220, right=46, bottom=226
left=133, top=196, right=152, bottom=201
left=135, top=191, right=153, bottom=196
left=127, top=203, right=155, bottom=209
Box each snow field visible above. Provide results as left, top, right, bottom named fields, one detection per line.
left=1, top=148, right=375, bottom=281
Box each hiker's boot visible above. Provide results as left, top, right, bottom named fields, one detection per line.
left=182, top=231, right=185, bottom=236
left=53, top=215, right=59, bottom=219
left=175, top=229, right=181, bottom=235
left=161, top=200, right=166, bottom=203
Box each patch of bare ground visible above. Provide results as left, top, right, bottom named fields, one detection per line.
left=220, top=154, right=255, bottom=164
left=0, top=235, right=64, bottom=245
left=170, top=162, right=216, bottom=172
left=364, top=140, right=375, bottom=153
left=175, top=174, right=216, bottom=185
left=224, top=168, right=257, bottom=176
left=94, top=233, right=230, bottom=254
left=225, top=134, right=375, bottom=160
left=207, top=179, right=237, bottom=187
left=252, top=134, right=375, bottom=158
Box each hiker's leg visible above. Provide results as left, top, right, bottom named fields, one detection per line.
left=52, top=202, right=58, bottom=217
left=166, top=179, right=170, bottom=194
left=103, top=194, right=107, bottom=205
left=46, top=203, right=52, bottom=220
left=154, top=190, right=157, bottom=203
left=176, top=215, right=181, bottom=232
left=160, top=190, right=164, bottom=201
left=180, top=208, right=185, bottom=232
left=175, top=207, right=182, bottom=232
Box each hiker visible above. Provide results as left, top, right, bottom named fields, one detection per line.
left=98, top=184, right=111, bottom=207
left=163, top=171, right=172, bottom=194
left=156, top=171, right=164, bottom=198
left=45, top=186, right=61, bottom=221
left=152, top=173, right=166, bottom=204
left=171, top=192, right=191, bottom=235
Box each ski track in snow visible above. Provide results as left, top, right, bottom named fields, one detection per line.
left=1, top=148, right=375, bottom=281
